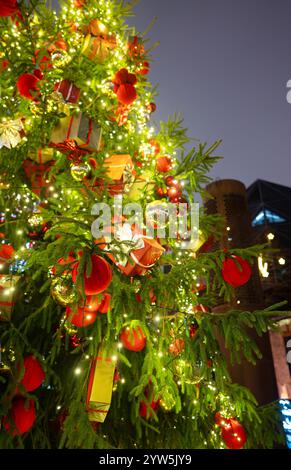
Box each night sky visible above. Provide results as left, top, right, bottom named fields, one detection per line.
left=54, top=1, right=291, bottom=188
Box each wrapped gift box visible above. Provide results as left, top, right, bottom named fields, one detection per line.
left=86, top=350, right=116, bottom=423
left=81, top=34, right=116, bottom=63
left=0, top=275, right=20, bottom=321
left=22, top=159, right=54, bottom=197
left=104, top=154, right=135, bottom=194
left=28, top=147, right=55, bottom=164
left=55, top=79, right=80, bottom=104
left=105, top=224, right=165, bottom=276
left=50, top=113, right=102, bottom=152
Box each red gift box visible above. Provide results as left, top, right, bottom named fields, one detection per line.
left=104, top=224, right=165, bottom=276
left=55, top=79, right=80, bottom=104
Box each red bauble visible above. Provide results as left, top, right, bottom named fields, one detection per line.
left=139, top=398, right=160, bottom=418
left=167, top=186, right=182, bottom=202
left=3, top=398, right=36, bottom=436
left=16, top=73, right=41, bottom=100
left=138, top=61, right=150, bottom=75
left=82, top=295, right=100, bottom=312
left=214, top=412, right=229, bottom=428
left=221, top=418, right=247, bottom=449
left=72, top=254, right=112, bottom=296
left=147, top=102, right=156, bottom=113
left=98, top=292, right=111, bottom=314
left=20, top=355, right=45, bottom=392
left=189, top=324, right=198, bottom=339
left=0, top=0, right=19, bottom=17
left=66, top=306, right=97, bottom=328
left=117, top=83, right=137, bottom=105
left=51, top=253, right=75, bottom=276
left=156, top=155, right=172, bottom=173
left=168, top=338, right=185, bottom=356
left=120, top=326, right=146, bottom=352
left=222, top=255, right=252, bottom=288
left=0, top=243, right=14, bottom=260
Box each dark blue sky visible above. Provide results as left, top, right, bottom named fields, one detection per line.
left=54, top=1, right=291, bottom=188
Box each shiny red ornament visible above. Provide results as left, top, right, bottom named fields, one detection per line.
left=0, top=0, right=19, bottom=17
left=72, top=254, right=112, bottom=296
left=138, top=61, right=150, bottom=75
left=3, top=398, right=36, bottom=436
left=215, top=411, right=229, bottom=427
left=222, top=255, right=252, bottom=288
left=69, top=333, right=80, bottom=349
left=74, top=0, right=86, bottom=7
left=147, top=102, right=156, bottom=113
left=120, top=326, right=146, bottom=352
left=169, top=338, right=185, bottom=356
left=221, top=418, right=247, bottom=449
left=167, top=186, right=182, bottom=202
left=66, top=306, right=97, bottom=328
left=98, top=292, right=111, bottom=314
left=82, top=295, right=100, bottom=312
left=156, top=156, right=172, bottom=173
left=0, top=243, right=14, bottom=260
left=156, top=186, right=167, bottom=197
left=16, top=72, right=41, bottom=100
left=189, top=324, right=198, bottom=339
left=20, top=355, right=45, bottom=392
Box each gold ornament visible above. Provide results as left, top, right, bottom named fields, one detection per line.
left=28, top=213, right=44, bottom=227
left=51, top=277, right=77, bottom=306
left=173, top=359, right=204, bottom=385
left=160, top=387, right=176, bottom=411
left=146, top=200, right=169, bottom=230
left=70, top=162, right=90, bottom=181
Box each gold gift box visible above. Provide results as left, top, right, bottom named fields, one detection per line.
left=50, top=113, right=102, bottom=152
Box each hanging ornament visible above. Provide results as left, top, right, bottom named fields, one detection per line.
left=81, top=294, right=100, bottom=312
left=120, top=325, right=146, bottom=352
left=51, top=277, right=77, bottom=306
left=98, top=292, right=111, bottom=314
left=137, top=61, right=150, bottom=75
left=28, top=213, right=44, bottom=228
left=160, top=386, right=176, bottom=411
left=0, top=118, right=24, bottom=149
left=20, top=355, right=45, bottom=392
left=189, top=323, right=198, bottom=339
left=51, top=50, right=71, bottom=67
left=0, top=0, right=19, bottom=17
left=66, top=306, right=97, bottom=328
left=146, top=200, right=169, bottom=230
left=156, top=155, right=172, bottom=173
left=72, top=254, right=112, bottom=296
left=70, top=162, right=90, bottom=181
left=169, top=338, right=185, bottom=356
left=221, top=418, right=247, bottom=449
left=69, top=333, right=80, bottom=349
left=0, top=243, right=15, bottom=261
left=173, top=359, right=204, bottom=385
left=16, top=71, right=42, bottom=100
left=222, top=255, right=252, bottom=287
left=3, top=397, right=36, bottom=436
left=147, top=102, right=156, bottom=114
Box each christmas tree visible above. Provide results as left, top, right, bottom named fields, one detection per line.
left=0, top=0, right=288, bottom=449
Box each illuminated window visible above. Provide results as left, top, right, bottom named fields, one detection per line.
left=252, top=210, right=286, bottom=227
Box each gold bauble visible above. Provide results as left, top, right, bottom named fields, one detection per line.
left=146, top=200, right=169, bottom=230
left=28, top=213, right=44, bottom=227
left=160, top=388, right=176, bottom=411
left=51, top=277, right=77, bottom=306
left=70, top=162, right=90, bottom=181
left=173, top=359, right=204, bottom=385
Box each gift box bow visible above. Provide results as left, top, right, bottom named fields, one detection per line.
left=103, top=223, right=160, bottom=269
